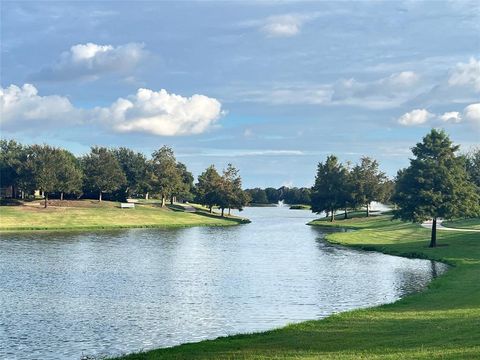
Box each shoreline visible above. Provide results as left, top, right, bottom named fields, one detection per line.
left=0, top=202, right=250, bottom=233
left=112, top=214, right=479, bottom=359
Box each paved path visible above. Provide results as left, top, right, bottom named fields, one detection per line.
left=421, top=220, right=480, bottom=233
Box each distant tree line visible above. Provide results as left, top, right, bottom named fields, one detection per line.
left=0, top=140, right=248, bottom=216
left=245, top=186, right=311, bottom=206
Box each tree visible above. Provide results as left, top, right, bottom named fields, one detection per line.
left=246, top=188, right=268, bottom=204
left=24, top=145, right=63, bottom=208
left=150, top=146, right=182, bottom=207
left=195, top=165, right=222, bottom=213
left=113, top=147, right=149, bottom=198
left=82, top=146, right=126, bottom=201
left=265, top=187, right=280, bottom=204
left=175, top=162, right=195, bottom=203
left=221, top=164, right=248, bottom=215
left=57, top=150, right=83, bottom=200
left=0, top=140, right=26, bottom=198
left=351, top=157, right=387, bottom=216
left=465, top=147, right=480, bottom=189
left=311, top=155, right=348, bottom=222
left=393, top=129, right=480, bottom=247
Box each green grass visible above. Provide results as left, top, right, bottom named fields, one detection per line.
left=0, top=200, right=248, bottom=232
left=289, top=204, right=311, bottom=210
left=113, top=214, right=480, bottom=360
left=442, top=218, right=480, bottom=230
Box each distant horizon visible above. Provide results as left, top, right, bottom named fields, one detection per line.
left=1, top=1, right=479, bottom=188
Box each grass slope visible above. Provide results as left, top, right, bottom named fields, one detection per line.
left=0, top=200, right=247, bottom=231
left=114, top=214, right=480, bottom=360
left=442, top=218, right=480, bottom=230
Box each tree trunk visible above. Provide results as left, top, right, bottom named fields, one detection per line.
left=145, top=192, right=149, bottom=200
left=429, top=217, right=437, bottom=248
left=330, top=209, right=335, bottom=222
left=170, top=195, right=174, bottom=205
left=161, top=195, right=166, bottom=207
left=366, top=203, right=370, bottom=217
left=228, top=208, right=231, bottom=216
left=99, top=191, right=102, bottom=202
left=221, top=208, right=225, bottom=217
left=44, top=193, right=48, bottom=208
left=344, top=207, right=348, bottom=219
left=209, top=205, right=212, bottom=213
left=60, top=192, right=64, bottom=201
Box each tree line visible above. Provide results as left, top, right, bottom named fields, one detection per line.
left=245, top=186, right=311, bottom=206
left=0, top=140, right=249, bottom=216
left=311, top=129, right=479, bottom=247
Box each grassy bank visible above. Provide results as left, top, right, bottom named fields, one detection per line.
left=442, top=218, right=480, bottom=230
left=0, top=200, right=248, bottom=232
left=289, top=204, right=311, bottom=210
left=114, top=214, right=480, bottom=359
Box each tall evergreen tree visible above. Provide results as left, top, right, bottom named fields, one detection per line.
left=82, top=146, right=126, bottom=201
left=393, top=129, right=480, bottom=247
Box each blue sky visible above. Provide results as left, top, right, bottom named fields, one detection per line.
left=1, top=0, right=479, bottom=187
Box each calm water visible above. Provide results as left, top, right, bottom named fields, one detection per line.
left=0, top=206, right=447, bottom=359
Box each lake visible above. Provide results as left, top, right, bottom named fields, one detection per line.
left=0, top=206, right=447, bottom=359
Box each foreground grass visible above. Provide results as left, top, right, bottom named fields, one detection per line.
left=0, top=200, right=247, bottom=231
left=442, top=218, right=480, bottom=230
left=114, top=214, right=480, bottom=360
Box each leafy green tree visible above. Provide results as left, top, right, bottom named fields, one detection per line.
left=150, top=146, right=182, bottom=207
left=175, top=162, right=195, bottom=202
left=265, top=187, right=280, bottom=203
left=351, top=157, right=387, bottom=216
left=113, top=147, right=149, bottom=198
left=246, top=188, right=268, bottom=204
left=24, top=145, right=63, bottom=208
left=393, top=129, right=480, bottom=247
left=195, top=165, right=222, bottom=213
left=82, top=146, right=126, bottom=201
left=0, top=140, right=26, bottom=198
left=465, top=147, right=480, bottom=189
left=57, top=150, right=83, bottom=200
left=221, top=164, right=248, bottom=215
left=311, top=155, right=348, bottom=222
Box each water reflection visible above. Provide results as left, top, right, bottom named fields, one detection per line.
left=0, top=207, right=447, bottom=359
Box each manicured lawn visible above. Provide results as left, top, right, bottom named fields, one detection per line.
left=0, top=200, right=247, bottom=231
left=442, top=218, right=480, bottom=230
left=113, top=214, right=480, bottom=359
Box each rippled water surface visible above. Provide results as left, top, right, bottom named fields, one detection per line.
left=0, top=206, right=447, bottom=359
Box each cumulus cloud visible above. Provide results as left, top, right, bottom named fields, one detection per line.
left=439, top=111, right=462, bottom=123
left=448, top=57, right=480, bottom=91
left=0, top=84, right=223, bottom=136
left=0, top=84, right=83, bottom=130
left=100, top=88, right=223, bottom=136
left=398, top=109, right=434, bottom=126
left=30, top=42, right=147, bottom=81
left=464, top=103, right=480, bottom=126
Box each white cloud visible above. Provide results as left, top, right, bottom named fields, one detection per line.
left=30, top=42, right=147, bottom=81
left=398, top=109, right=434, bottom=126
left=0, top=84, right=223, bottom=136
left=448, top=57, right=480, bottom=91
left=260, top=13, right=318, bottom=37
left=439, top=111, right=462, bottom=123
left=101, top=88, right=222, bottom=136
left=386, top=71, right=419, bottom=88
left=0, top=84, right=83, bottom=130
left=463, top=103, right=480, bottom=126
